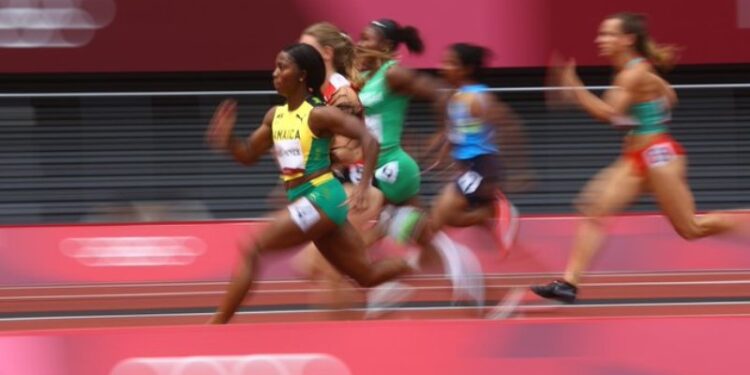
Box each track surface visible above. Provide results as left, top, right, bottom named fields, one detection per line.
left=2, top=270, right=749, bottom=331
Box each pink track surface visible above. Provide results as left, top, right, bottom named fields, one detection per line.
left=2, top=214, right=748, bottom=285
left=1, top=310, right=749, bottom=375
left=1, top=214, right=749, bottom=374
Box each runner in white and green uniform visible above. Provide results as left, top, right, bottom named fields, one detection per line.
left=359, top=59, right=421, bottom=204
left=356, top=19, right=485, bottom=310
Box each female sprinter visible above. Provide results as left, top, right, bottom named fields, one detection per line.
left=294, top=22, right=385, bottom=310
left=356, top=19, right=484, bottom=307
left=429, top=43, right=526, bottom=252
left=206, top=43, right=411, bottom=323
left=532, top=13, right=746, bottom=303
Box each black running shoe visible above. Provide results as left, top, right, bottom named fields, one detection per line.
left=530, top=280, right=577, bottom=303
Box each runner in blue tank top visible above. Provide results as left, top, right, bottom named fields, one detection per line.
left=426, top=43, right=529, bottom=253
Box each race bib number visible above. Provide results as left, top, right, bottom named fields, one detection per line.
left=275, top=139, right=305, bottom=173
left=288, top=197, right=321, bottom=232
left=375, top=161, right=399, bottom=184
left=348, top=163, right=364, bottom=185
left=364, top=115, right=383, bottom=143
left=457, top=170, right=483, bottom=194
left=644, top=143, right=676, bottom=168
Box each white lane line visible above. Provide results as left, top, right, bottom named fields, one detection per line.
left=0, top=83, right=748, bottom=98
left=3, top=300, right=750, bottom=323
left=2, top=279, right=750, bottom=301
left=3, top=269, right=750, bottom=292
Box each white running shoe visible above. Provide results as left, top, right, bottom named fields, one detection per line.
left=364, top=281, right=414, bottom=319
left=452, top=242, right=485, bottom=310
left=486, top=287, right=526, bottom=319
left=433, top=232, right=485, bottom=309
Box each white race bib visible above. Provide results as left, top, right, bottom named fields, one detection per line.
left=288, top=197, right=321, bottom=232
left=348, top=163, right=364, bottom=185
left=375, top=161, right=399, bottom=184
left=275, top=139, right=305, bottom=173
left=364, top=115, right=383, bottom=143
left=457, top=170, right=483, bottom=194
left=644, top=143, right=676, bottom=168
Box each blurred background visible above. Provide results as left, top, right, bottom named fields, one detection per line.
left=1, top=0, right=748, bottom=225
left=0, top=2, right=749, bottom=374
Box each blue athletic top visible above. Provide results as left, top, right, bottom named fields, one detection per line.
left=446, top=84, right=499, bottom=160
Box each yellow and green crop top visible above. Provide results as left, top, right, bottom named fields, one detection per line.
left=271, top=97, right=332, bottom=182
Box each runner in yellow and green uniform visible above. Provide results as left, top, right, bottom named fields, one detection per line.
left=206, top=43, right=412, bottom=324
